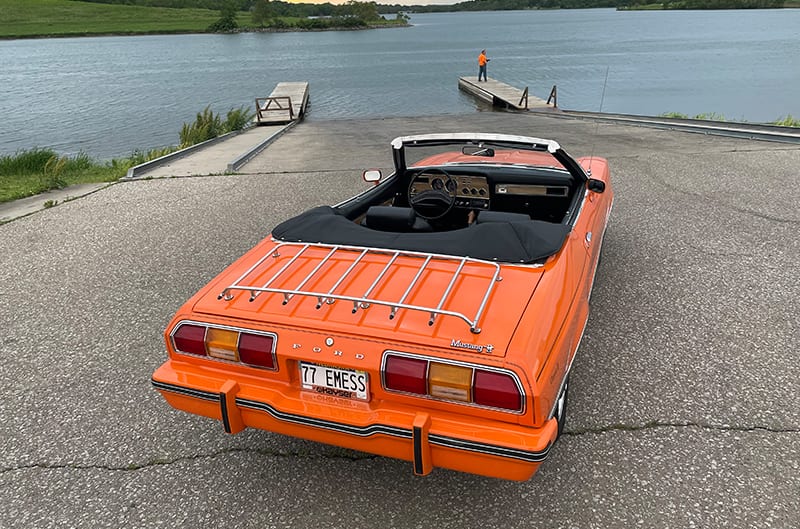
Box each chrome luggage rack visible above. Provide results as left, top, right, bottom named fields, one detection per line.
left=217, top=241, right=503, bottom=334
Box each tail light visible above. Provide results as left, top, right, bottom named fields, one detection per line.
left=238, top=332, right=276, bottom=369
left=172, top=324, right=207, bottom=356
left=170, top=321, right=277, bottom=370
left=383, top=356, right=427, bottom=395
left=473, top=370, right=522, bottom=411
left=383, top=353, right=523, bottom=412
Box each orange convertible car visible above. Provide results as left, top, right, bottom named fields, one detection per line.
left=152, top=133, right=613, bottom=481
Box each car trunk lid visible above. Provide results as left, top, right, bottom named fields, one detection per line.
left=191, top=240, right=545, bottom=358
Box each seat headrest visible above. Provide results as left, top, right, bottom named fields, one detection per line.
left=365, top=206, right=416, bottom=231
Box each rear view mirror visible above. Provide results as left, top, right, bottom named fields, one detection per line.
left=462, top=146, right=495, bottom=157
left=363, top=169, right=382, bottom=185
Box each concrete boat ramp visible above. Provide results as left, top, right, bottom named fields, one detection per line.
left=128, top=124, right=288, bottom=179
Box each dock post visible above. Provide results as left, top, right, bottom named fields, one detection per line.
left=518, top=87, right=529, bottom=109
left=547, top=85, right=558, bottom=108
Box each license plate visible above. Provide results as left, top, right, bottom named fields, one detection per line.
left=299, top=362, right=369, bottom=401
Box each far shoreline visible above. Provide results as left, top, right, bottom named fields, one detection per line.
left=0, top=22, right=410, bottom=42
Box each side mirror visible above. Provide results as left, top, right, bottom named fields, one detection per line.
left=587, top=178, right=606, bottom=193
left=363, top=169, right=382, bottom=186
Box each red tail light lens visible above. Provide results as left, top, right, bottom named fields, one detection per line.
left=238, top=332, right=276, bottom=370
left=473, top=370, right=522, bottom=411
left=172, top=324, right=207, bottom=356
left=384, top=355, right=427, bottom=395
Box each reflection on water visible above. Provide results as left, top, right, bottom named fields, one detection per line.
left=1, top=9, right=798, bottom=159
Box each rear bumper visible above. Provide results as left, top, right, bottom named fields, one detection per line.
left=152, top=361, right=557, bottom=481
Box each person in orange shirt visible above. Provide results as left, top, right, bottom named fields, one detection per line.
left=477, top=49, right=489, bottom=82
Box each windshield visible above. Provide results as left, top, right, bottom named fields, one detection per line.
left=391, top=134, right=586, bottom=183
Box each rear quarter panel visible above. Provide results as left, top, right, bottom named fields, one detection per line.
left=508, top=157, right=613, bottom=425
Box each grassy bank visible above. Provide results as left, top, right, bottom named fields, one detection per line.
left=0, top=147, right=175, bottom=203
left=0, top=0, right=406, bottom=39
left=0, top=0, right=232, bottom=38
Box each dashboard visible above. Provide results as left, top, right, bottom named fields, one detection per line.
left=408, top=172, right=491, bottom=210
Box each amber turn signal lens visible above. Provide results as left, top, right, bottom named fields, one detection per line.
left=428, top=362, right=472, bottom=402
left=205, top=328, right=239, bottom=361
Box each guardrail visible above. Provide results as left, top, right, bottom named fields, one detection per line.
left=123, top=127, right=251, bottom=180
left=226, top=121, right=298, bottom=173
left=559, top=110, right=800, bottom=144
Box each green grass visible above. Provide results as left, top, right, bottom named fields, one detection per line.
left=0, top=146, right=175, bottom=203
left=0, top=0, right=406, bottom=38
left=0, top=0, right=247, bottom=38
left=660, top=112, right=800, bottom=127
left=771, top=114, right=800, bottom=127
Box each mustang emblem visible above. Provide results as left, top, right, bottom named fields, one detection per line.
left=450, top=339, right=494, bottom=354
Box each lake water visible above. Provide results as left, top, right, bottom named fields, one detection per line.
left=1, top=9, right=799, bottom=159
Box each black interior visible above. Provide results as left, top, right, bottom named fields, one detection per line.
left=270, top=161, right=584, bottom=263
left=272, top=206, right=571, bottom=264
left=345, top=163, right=581, bottom=230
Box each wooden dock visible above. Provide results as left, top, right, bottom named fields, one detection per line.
left=458, top=77, right=555, bottom=111
left=255, top=82, right=309, bottom=125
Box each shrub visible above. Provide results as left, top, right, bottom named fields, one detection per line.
left=179, top=105, right=223, bottom=148
left=224, top=105, right=254, bottom=132
left=207, top=1, right=239, bottom=32
left=179, top=105, right=253, bottom=148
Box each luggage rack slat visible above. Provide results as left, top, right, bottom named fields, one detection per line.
left=218, top=241, right=502, bottom=334
left=281, top=246, right=339, bottom=305
left=391, top=255, right=432, bottom=320
left=355, top=251, right=400, bottom=313
left=218, top=243, right=310, bottom=301
left=429, top=258, right=467, bottom=327
left=318, top=248, right=369, bottom=308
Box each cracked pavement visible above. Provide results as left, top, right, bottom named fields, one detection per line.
left=1, top=113, right=798, bottom=528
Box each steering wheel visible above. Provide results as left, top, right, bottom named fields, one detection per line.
left=407, top=168, right=457, bottom=220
